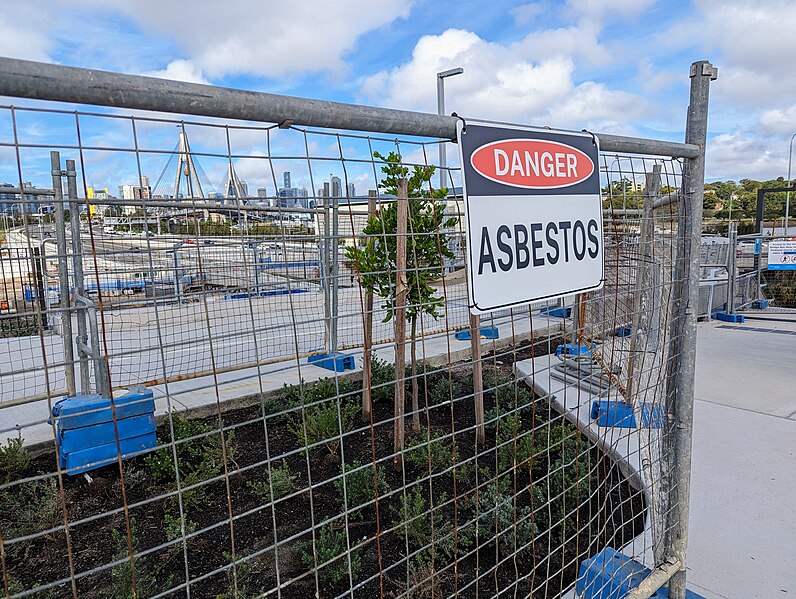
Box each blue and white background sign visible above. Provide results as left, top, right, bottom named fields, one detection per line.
left=767, top=239, right=796, bottom=270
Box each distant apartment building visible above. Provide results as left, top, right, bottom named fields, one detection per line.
left=118, top=179, right=152, bottom=215
left=0, top=182, right=54, bottom=214
left=277, top=171, right=309, bottom=208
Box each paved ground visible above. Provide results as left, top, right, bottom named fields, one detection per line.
left=517, top=309, right=796, bottom=599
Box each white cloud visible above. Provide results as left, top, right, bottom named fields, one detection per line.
left=360, top=28, right=648, bottom=132
left=102, top=0, right=413, bottom=78
left=142, top=60, right=209, bottom=85
left=511, top=3, right=545, bottom=26
left=707, top=132, right=790, bottom=181
left=566, top=0, right=656, bottom=26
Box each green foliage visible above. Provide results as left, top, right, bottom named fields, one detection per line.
left=425, top=374, right=463, bottom=405
left=405, top=431, right=457, bottom=475
left=247, top=460, right=297, bottom=504
left=299, top=523, right=362, bottom=586
left=108, top=521, right=172, bottom=599
left=287, top=398, right=358, bottom=456
left=344, top=151, right=458, bottom=323
left=0, top=433, right=30, bottom=483
left=473, top=481, right=536, bottom=557
left=335, top=460, right=389, bottom=520
left=392, top=490, right=428, bottom=547
left=0, top=478, right=60, bottom=559
left=369, top=355, right=396, bottom=403
left=164, top=512, right=196, bottom=541
left=144, top=415, right=236, bottom=519
left=214, top=551, right=262, bottom=599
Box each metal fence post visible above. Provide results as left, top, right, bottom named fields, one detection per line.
left=51, top=151, right=76, bottom=396
left=330, top=192, right=340, bottom=353
left=727, top=221, right=737, bottom=314
left=321, top=196, right=332, bottom=353
left=66, top=159, right=91, bottom=394
left=667, top=60, right=717, bottom=599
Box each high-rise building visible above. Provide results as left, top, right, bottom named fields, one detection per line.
left=347, top=183, right=355, bottom=198
left=257, top=187, right=268, bottom=198
left=284, top=172, right=291, bottom=189
left=330, top=176, right=341, bottom=198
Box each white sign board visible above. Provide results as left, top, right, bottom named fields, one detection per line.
left=767, top=238, right=796, bottom=270
left=457, top=121, right=605, bottom=314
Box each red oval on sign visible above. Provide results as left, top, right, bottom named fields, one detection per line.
left=470, top=138, right=594, bottom=189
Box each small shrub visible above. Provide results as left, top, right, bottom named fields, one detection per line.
left=426, top=375, right=463, bottom=405
left=248, top=460, right=297, bottom=504
left=369, top=355, right=396, bottom=403
left=0, top=478, right=60, bottom=555
left=144, top=416, right=235, bottom=485
left=475, top=481, right=536, bottom=557
left=334, top=460, right=389, bottom=520
left=0, top=434, right=30, bottom=483
left=164, top=512, right=197, bottom=541
left=287, top=399, right=358, bottom=456
left=108, top=521, right=172, bottom=599
left=299, top=523, right=361, bottom=586
left=405, top=432, right=457, bottom=475
left=392, top=490, right=427, bottom=548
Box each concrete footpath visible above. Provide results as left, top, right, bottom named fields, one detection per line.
left=516, top=310, right=796, bottom=599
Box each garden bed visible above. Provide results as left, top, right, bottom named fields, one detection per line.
left=1, top=338, right=645, bottom=598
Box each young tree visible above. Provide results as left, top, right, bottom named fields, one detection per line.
left=345, top=151, right=458, bottom=441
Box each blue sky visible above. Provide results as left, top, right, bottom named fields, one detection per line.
left=1, top=0, right=795, bottom=195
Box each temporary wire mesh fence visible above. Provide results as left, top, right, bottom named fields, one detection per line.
left=0, top=101, right=695, bottom=599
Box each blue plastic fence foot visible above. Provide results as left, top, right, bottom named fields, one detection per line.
left=540, top=305, right=572, bottom=318
left=51, top=389, right=157, bottom=475
left=590, top=400, right=664, bottom=429
left=454, top=326, right=499, bottom=341
left=752, top=299, right=769, bottom=309
left=555, top=343, right=591, bottom=357
left=615, top=325, right=632, bottom=337
left=576, top=547, right=706, bottom=598
left=715, top=311, right=745, bottom=323
left=307, top=352, right=356, bottom=372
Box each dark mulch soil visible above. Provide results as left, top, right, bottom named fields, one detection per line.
left=2, top=335, right=645, bottom=598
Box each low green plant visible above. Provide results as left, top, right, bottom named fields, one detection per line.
left=214, top=551, right=263, bottom=599
left=426, top=375, right=463, bottom=405
left=287, top=399, right=358, bottom=456
left=144, top=416, right=236, bottom=485
left=299, top=523, right=362, bottom=586
left=392, top=490, right=428, bottom=548
left=405, top=431, right=457, bottom=475
left=334, top=460, right=389, bottom=520
left=108, top=521, right=172, bottom=599
left=475, top=481, right=536, bottom=557
left=247, top=460, right=297, bottom=504
left=369, top=355, right=396, bottom=403
left=164, top=512, right=197, bottom=541
left=0, top=433, right=30, bottom=483
left=0, top=478, right=60, bottom=560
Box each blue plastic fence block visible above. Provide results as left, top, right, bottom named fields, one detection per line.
left=58, top=413, right=155, bottom=454
left=555, top=343, right=591, bottom=357
left=540, top=305, right=572, bottom=318
left=752, top=299, right=769, bottom=309
left=61, top=432, right=158, bottom=474
left=615, top=325, right=633, bottom=337
left=590, top=400, right=664, bottom=429
left=576, top=547, right=706, bottom=599
left=454, top=326, right=500, bottom=341
left=51, top=390, right=155, bottom=430
left=714, top=312, right=745, bottom=323
left=307, top=352, right=355, bottom=372
left=51, top=389, right=157, bottom=475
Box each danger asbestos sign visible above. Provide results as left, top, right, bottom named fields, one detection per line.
left=457, top=121, right=604, bottom=314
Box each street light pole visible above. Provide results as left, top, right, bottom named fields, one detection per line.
left=436, top=67, right=464, bottom=191
left=786, top=131, right=796, bottom=236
